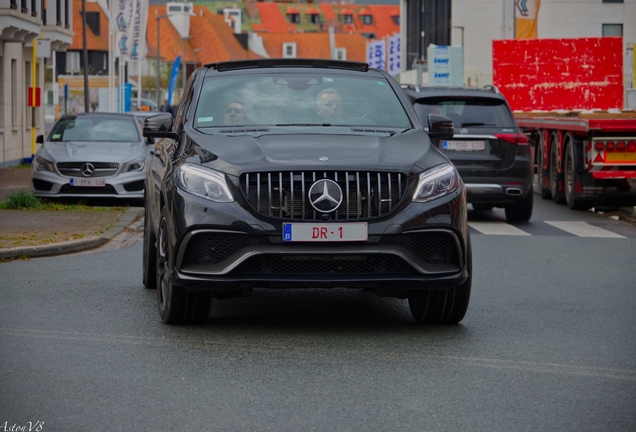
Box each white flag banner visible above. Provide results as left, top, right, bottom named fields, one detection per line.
left=371, top=40, right=386, bottom=71
left=114, top=0, right=149, bottom=61
left=387, top=34, right=402, bottom=76
left=366, top=40, right=374, bottom=67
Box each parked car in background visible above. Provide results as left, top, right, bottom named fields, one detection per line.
left=32, top=113, right=151, bottom=201
left=402, top=85, right=533, bottom=223
left=131, top=98, right=159, bottom=112
left=143, top=59, right=472, bottom=325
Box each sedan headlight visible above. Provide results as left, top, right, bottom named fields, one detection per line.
left=122, top=158, right=146, bottom=173
left=175, top=164, right=234, bottom=203
left=34, top=154, right=55, bottom=173
left=413, top=163, right=459, bottom=203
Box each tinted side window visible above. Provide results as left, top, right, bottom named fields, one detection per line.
left=414, top=97, right=516, bottom=128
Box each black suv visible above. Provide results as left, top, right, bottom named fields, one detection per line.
left=402, top=85, right=533, bottom=222
left=142, top=59, right=472, bottom=325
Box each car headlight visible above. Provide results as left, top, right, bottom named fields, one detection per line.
left=122, top=158, right=146, bottom=173
left=34, top=154, right=55, bottom=173
left=413, top=163, right=459, bottom=203
left=175, top=164, right=234, bottom=203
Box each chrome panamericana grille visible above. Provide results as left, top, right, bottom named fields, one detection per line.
left=56, top=162, right=119, bottom=177
left=240, top=171, right=407, bottom=220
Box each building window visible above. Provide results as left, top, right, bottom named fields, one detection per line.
left=64, top=0, right=68, bottom=28
left=602, top=24, right=623, bottom=36
left=66, top=51, right=80, bottom=74
left=342, top=14, right=353, bottom=24
left=42, top=0, right=46, bottom=24
left=56, top=0, right=60, bottom=25
left=86, top=12, right=100, bottom=36
left=287, top=13, right=300, bottom=24
left=282, top=42, right=296, bottom=59
left=361, top=15, right=372, bottom=25
left=12, top=60, right=18, bottom=126
left=31, top=0, right=37, bottom=17
left=168, top=5, right=181, bottom=12
left=308, top=14, right=319, bottom=24
left=391, top=15, right=399, bottom=25
left=335, top=48, right=347, bottom=61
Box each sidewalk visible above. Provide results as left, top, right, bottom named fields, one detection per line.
left=0, top=168, right=143, bottom=260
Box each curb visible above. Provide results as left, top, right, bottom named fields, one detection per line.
left=0, top=207, right=145, bottom=260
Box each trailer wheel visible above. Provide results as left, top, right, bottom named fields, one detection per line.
left=564, top=141, right=592, bottom=210
left=537, top=134, right=551, bottom=199
left=549, top=142, right=566, bottom=204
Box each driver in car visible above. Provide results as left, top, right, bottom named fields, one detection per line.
left=315, top=88, right=342, bottom=124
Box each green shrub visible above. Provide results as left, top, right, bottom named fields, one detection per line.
left=2, top=191, right=44, bottom=209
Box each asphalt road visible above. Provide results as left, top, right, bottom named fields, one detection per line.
left=1, top=196, right=635, bottom=432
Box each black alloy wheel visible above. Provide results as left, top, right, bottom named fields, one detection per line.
left=156, top=210, right=212, bottom=324
left=550, top=141, right=566, bottom=204
left=142, top=195, right=157, bottom=289
left=504, top=191, right=533, bottom=223
left=408, top=233, right=472, bottom=324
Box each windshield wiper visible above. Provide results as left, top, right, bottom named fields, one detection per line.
left=275, top=123, right=327, bottom=127
left=461, top=122, right=496, bottom=127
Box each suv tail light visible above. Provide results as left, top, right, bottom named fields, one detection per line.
left=495, top=133, right=530, bottom=145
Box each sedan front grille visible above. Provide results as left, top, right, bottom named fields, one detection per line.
left=56, top=162, right=119, bottom=177
left=240, top=171, right=407, bottom=220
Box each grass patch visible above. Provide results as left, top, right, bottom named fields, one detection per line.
left=0, top=191, right=126, bottom=212
left=1, top=191, right=44, bottom=209
left=11, top=163, right=32, bottom=169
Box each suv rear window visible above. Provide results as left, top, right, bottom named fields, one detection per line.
left=413, top=97, right=516, bottom=128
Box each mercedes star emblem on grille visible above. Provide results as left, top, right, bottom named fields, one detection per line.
left=308, top=179, right=343, bottom=213
left=460, top=128, right=469, bottom=134
left=81, top=163, right=95, bottom=177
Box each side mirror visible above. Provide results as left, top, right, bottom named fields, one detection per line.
left=143, top=113, right=179, bottom=140
left=427, top=114, right=455, bottom=142
left=36, top=135, right=44, bottom=144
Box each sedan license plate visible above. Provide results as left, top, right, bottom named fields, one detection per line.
left=70, top=177, right=106, bottom=187
left=283, top=222, right=368, bottom=242
left=443, top=140, right=485, bottom=151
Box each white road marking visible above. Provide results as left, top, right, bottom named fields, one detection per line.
left=544, top=221, right=626, bottom=238
left=468, top=222, right=532, bottom=236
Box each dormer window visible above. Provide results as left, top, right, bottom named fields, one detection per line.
left=358, top=8, right=372, bottom=25
left=391, top=15, right=399, bottom=25
left=286, top=7, right=300, bottom=24
left=339, top=8, right=353, bottom=25
left=306, top=7, right=320, bottom=24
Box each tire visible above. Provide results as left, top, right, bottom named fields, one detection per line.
left=142, top=198, right=157, bottom=289
left=564, top=141, right=593, bottom=210
left=408, top=233, right=472, bottom=324
left=504, top=191, right=533, bottom=223
left=549, top=142, right=566, bottom=204
left=537, top=135, right=551, bottom=199
left=472, top=203, right=494, bottom=211
left=156, top=209, right=211, bottom=324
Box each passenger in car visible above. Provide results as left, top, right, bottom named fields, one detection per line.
left=224, top=101, right=245, bottom=125
left=315, top=88, right=342, bottom=124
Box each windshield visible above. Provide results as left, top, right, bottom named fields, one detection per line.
left=50, top=117, right=140, bottom=142
left=194, top=72, right=410, bottom=129
left=413, top=97, right=516, bottom=128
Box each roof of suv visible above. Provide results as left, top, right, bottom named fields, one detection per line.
left=401, top=84, right=508, bottom=102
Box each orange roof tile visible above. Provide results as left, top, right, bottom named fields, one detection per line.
left=306, top=7, right=319, bottom=15
left=259, top=33, right=366, bottom=62
left=340, top=8, right=354, bottom=16
left=189, top=7, right=253, bottom=64
left=256, top=2, right=295, bottom=33
left=358, top=7, right=371, bottom=16
left=69, top=0, right=109, bottom=51
left=367, top=5, right=400, bottom=39
left=286, top=7, right=300, bottom=15
left=319, top=3, right=336, bottom=21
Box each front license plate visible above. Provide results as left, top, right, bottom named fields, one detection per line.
left=443, top=140, right=485, bottom=151
left=283, top=222, right=368, bottom=242
left=70, top=177, right=106, bottom=187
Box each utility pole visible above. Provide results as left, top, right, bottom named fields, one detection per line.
left=82, top=0, right=90, bottom=112
left=156, top=14, right=169, bottom=110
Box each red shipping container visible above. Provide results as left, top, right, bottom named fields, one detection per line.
left=493, top=37, right=623, bottom=111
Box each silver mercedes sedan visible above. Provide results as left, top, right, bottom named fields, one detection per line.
left=32, top=113, right=153, bottom=201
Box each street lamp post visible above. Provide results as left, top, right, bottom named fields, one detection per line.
left=156, top=13, right=169, bottom=111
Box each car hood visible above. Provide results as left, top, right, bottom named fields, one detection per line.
left=184, top=129, right=448, bottom=177
left=41, top=141, right=148, bottom=162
